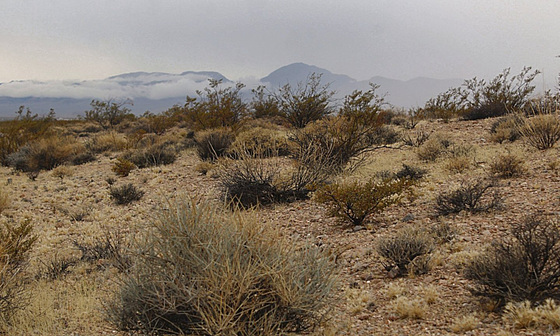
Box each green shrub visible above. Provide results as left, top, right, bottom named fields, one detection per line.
left=109, top=184, right=144, bottom=205
left=315, top=177, right=414, bottom=226
left=194, top=128, right=235, bottom=161
left=276, top=73, right=335, bottom=128
left=435, top=179, right=502, bottom=216
left=183, top=79, right=247, bottom=130
left=105, top=198, right=337, bottom=335
left=376, top=227, right=434, bottom=277
left=84, top=99, right=135, bottom=130
left=464, top=214, right=560, bottom=306
left=111, top=158, right=136, bottom=177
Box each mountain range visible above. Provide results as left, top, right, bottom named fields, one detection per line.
left=0, top=63, right=463, bottom=118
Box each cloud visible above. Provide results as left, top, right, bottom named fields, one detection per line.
left=0, top=73, right=223, bottom=100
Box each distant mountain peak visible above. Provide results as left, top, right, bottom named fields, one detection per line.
left=261, top=63, right=356, bottom=87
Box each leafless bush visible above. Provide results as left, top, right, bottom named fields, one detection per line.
left=465, top=214, right=560, bottom=306
left=435, top=178, right=502, bottom=216
left=376, top=227, right=434, bottom=277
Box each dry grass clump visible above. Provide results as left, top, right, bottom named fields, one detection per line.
left=229, top=127, right=289, bottom=157
left=85, top=131, right=128, bottom=153
left=105, top=197, right=338, bottom=335
left=194, top=128, right=235, bottom=161
left=122, top=141, right=178, bottom=168
left=489, top=114, right=523, bottom=143
left=489, top=153, right=526, bottom=178
left=51, top=165, right=73, bottom=181
left=6, top=136, right=85, bottom=172
left=435, top=178, right=502, bottom=216
left=465, top=214, right=560, bottom=306
left=450, top=313, right=480, bottom=333
left=0, top=219, right=37, bottom=326
left=416, top=134, right=451, bottom=162
left=315, top=177, right=414, bottom=226
left=0, top=189, right=11, bottom=215
left=402, top=130, right=431, bottom=147
left=376, top=227, right=434, bottom=277
left=502, top=299, right=560, bottom=330
left=445, top=156, right=472, bottom=174
left=518, top=112, right=560, bottom=150
left=393, top=296, right=426, bottom=319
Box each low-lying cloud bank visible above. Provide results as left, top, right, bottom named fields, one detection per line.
left=0, top=72, right=237, bottom=101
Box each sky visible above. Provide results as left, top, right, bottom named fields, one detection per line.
left=1, top=0, right=560, bottom=90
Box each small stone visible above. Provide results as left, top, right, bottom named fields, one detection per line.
left=352, top=225, right=366, bottom=232
left=402, top=213, right=415, bottom=222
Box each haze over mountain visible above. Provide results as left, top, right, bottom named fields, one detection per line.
left=0, top=63, right=464, bottom=118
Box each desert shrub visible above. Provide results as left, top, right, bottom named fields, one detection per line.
left=123, top=142, right=177, bottom=168
left=109, top=184, right=144, bottom=205
left=112, top=158, right=136, bottom=177
left=219, top=138, right=341, bottom=208
left=70, top=151, right=96, bottom=165
left=435, top=178, right=502, bottom=216
left=0, top=219, right=37, bottom=323
left=376, top=227, right=434, bottom=277
left=6, top=136, right=84, bottom=172
left=138, top=111, right=176, bottom=135
left=85, top=131, right=128, bottom=153
left=229, top=127, right=289, bottom=157
left=73, top=232, right=130, bottom=271
left=51, top=165, right=73, bottom=181
left=465, top=214, right=560, bottom=306
left=518, top=113, right=560, bottom=150
left=421, top=67, right=539, bottom=120
left=275, top=73, right=335, bottom=128
left=416, top=135, right=451, bottom=162
left=462, top=102, right=509, bottom=120
left=489, top=153, right=526, bottom=178
left=84, top=99, right=135, bottom=130
left=183, top=79, right=247, bottom=130
left=0, top=107, right=56, bottom=165
left=194, top=128, right=235, bottom=161
left=36, top=255, right=77, bottom=281
left=445, top=144, right=474, bottom=174
left=394, top=164, right=428, bottom=181
left=250, top=85, right=283, bottom=119
left=105, top=198, right=337, bottom=335
left=218, top=155, right=282, bottom=207
left=402, top=130, right=430, bottom=147
left=490, top=114, right=523, bottom=143
left=315, top=177, right=414, bottom=226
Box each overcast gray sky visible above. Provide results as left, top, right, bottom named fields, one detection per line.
left=2, top=0, right=559, bottom=88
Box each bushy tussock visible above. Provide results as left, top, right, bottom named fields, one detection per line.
left=6, top=136, right=85, bottom=172
left=105, top=198, right=337, bottom=335
left=194, top=128, right=235, bottom=161
left=465, top=214, right=560, bottom=306
left=435, top=178, right=502, bottom=216
left=122, top=142, right=177, bottom=168
left=315, top=177, right=414, bottom=226
left=376, top=227, right=433, bottom=277
left=109, top=184, right=144, bottom=205
left=518, top=113, right=560, bottom=150
left=489, top=153, right=526, bottom=178
left=85, top=131, right=128, bottom=153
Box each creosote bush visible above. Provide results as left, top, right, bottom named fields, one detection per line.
left=315, top=177, right=414, bottom=226
left=465, top=214, right=560, bottom=306
left=376, top=227, right=434, bottom=277
left=109, top=183, right=144, bottom=205
left=435, top=178, right=502, bottom=216
left=111, top=158, right=136, bottom=177
left=105, top=198, right=337, bottom=335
